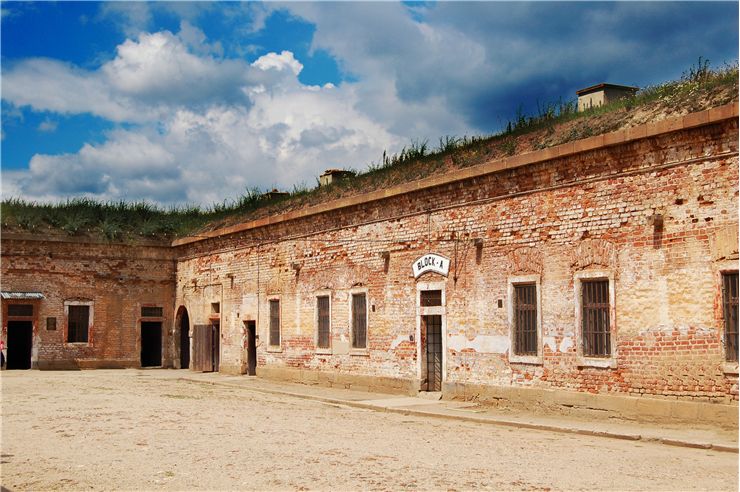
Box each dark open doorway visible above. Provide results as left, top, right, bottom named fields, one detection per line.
left=7, top=320, right=32, bottom=370
left=141, top=321, right=162, bottom=367
left=211, top=320, right=220, bottom=372
left=179, top=309, right=190, bottom=369
left=245, top=320, right=256, bottom=376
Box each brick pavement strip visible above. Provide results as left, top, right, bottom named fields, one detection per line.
left=1, top=370, right=737, bottom=491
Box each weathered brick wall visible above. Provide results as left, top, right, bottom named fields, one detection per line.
left=1, top=237, right=176, bottom=369
left=176, top=114, right=738, bottom=402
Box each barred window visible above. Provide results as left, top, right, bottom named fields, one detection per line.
left=68, top=305, right=90, bottom=343
left=513, top=284, right=537, bottom=356
left=8, top=304, right=33, bottom=317
left=317, top=296, right=330, bottom=349
left=351, top=293, right=367, bottom=349
left=582, top=279, right=610, bottom=357
left=269, top=299, right=280, bottom=347
left=420, top=290, right=442, bottom=307
left=141, top=306, right=163, bottom=318
left=723, top=272, right=739, bottom=362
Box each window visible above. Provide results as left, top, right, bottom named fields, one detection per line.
left=269, top=299, right=280, bottom=347
left=8, top=304, right=33, bottom=317
left=351, top=293, right=367, bottom=349
left=210, top=302, right=220, bottom=315
left=68, top=305, right=90, bottom=343
left=420, top=290, right=442, bottom=307
left=46, top=317, right=57, bottom=331
left=141, top=306, right=163, bottom=318
left=513, top=284, right=537, bottom=356
left=722, top=272, right=739, bottom=362
left=581, top=279, right=610, bottom=357
left=317, top=296, right=330, bottom=349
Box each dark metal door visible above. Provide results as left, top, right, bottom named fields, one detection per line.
left=424, top=315, right=442, bottom=391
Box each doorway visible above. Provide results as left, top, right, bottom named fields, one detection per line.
left=141, top=321, right=162, bottom=367
left=244, top=320, right=256, bottom=376
left=211, top=321, right=220, bottom=372
left=423, top=315, right=443, bottom=391
left=7, top=320, right=32, bottom=370
left=179, top=308, right=190, bottom=369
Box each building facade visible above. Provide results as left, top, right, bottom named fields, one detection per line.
left=2, top=103, right=738, bottom=422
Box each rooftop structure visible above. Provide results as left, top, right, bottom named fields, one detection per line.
left=576, top=83, right=639, bottom=112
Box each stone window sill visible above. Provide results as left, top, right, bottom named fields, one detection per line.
left=509, top=354, right=543, bottom=365
left=722, top=362, right=739, bottom=375
left=577, top=357, right=617, bottom=369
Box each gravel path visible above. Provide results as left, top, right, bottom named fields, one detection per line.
left=1, top=370, right=737, bottom=491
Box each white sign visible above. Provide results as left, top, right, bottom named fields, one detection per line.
left=412, top=253, right=450, bottom=278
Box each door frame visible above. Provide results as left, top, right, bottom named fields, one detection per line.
left=415, top=281, right=446, bottom=391
left=3, top=300, right=40, bottom=369
left=244, top=320, right=257, bottom=376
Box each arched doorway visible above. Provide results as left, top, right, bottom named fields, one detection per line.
left=175, top=306, right=190, bottom=369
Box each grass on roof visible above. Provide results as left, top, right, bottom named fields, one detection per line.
left=2, top=59, right=737, bottom=242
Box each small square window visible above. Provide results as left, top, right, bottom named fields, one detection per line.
left=46, top=317, right=57, bottom=331
left=420, top=290, right=442, bottom=307
left=211, top=302, right=220, bottom=314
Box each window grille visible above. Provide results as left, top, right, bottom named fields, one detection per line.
left=68, top=305, right=90, bottom=343
left=8, top=304, right=33, bottom=317
left=723, top=272, right=739, bottom=362
left=582, top=279, right=610, bottom=357
left=317, top=296, right=330, bottom=349
left=420, top=290, right=442, bottom=307
left=352, top=293, right=367, bottom=349
left=141, top=306, right=163, bottom=318
left=269, top=300, right=280, bottom=346
left=514, top=284, right=537, bottom=356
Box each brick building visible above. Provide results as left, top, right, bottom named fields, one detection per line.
left=2, top=103, right=738, bottom=423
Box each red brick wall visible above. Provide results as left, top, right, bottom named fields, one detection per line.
left=1, top=237, right=176, bottom=369
left=176, top=116, right=738, bottom=402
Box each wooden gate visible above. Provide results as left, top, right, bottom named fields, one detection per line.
left=192, top=323, right=219, bottom=372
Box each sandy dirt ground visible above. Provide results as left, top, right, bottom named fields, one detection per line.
left=1, top=370, right=737, bottom=491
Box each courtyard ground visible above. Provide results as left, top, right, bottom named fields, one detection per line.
left=1, top=369, right=737, bottom=491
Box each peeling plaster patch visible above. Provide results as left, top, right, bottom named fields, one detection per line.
left=390, top=334, right=408, bottom=350
left=447, top=334, right=509, bottom=354
left=543, top=336, right=557, bottom=352
left=559, top=336, right=574, bottom=353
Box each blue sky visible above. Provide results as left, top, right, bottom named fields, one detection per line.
left=1, top=1, right=737, bottom=206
